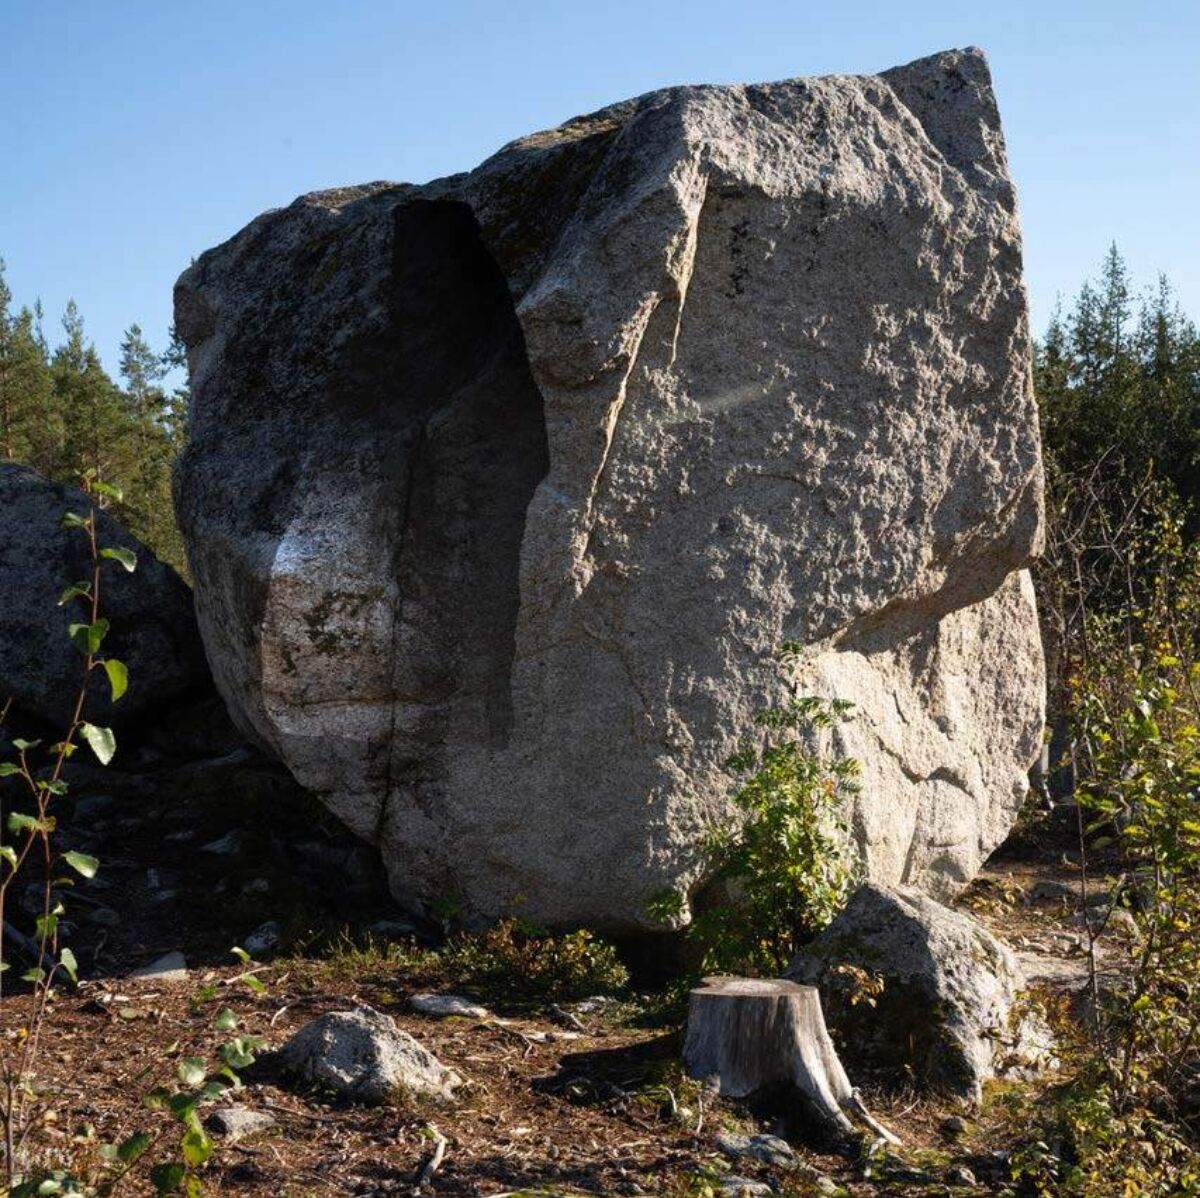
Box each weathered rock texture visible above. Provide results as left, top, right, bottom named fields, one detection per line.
left=274, top=1006, right=461, bottom=1105
left=0, top=464, right=209, bottom=732
left=174, top=47, right=1044, bottom=930
left=787, top=883, right=1055, bottom=1101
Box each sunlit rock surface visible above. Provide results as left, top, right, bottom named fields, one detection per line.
left=174, top=47, right=1044, bottom=929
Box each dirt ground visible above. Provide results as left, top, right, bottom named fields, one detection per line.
left=0, top=734, right=1129, bottom=1197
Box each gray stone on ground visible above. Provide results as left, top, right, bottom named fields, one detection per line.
left=716, top=1133, right=797, bottom=1170
left=130, top=950, right=188, bottom=984
left=0, top=464, right=209, bottom=731
left=274, top=1005, right=461, bottom=1105
left=206, top=1106, right=276, bottom=1140
left=174, top=47, right=1044, bottom=930
left=243, top=920, right=281, bottom=956
left=410, top=993, right=489, bottom=1019
left=718, top=1177, right=774, bottom=1198
left=788, top=883, right=1054, bottom=1101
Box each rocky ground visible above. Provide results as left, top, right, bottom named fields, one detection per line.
left=0, top=710, right=1129, bottom=1197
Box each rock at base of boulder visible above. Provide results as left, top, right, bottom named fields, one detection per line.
left=787, top=883, right=1054, bottom=1102
left=274, top=1005, right=461, bottom=1105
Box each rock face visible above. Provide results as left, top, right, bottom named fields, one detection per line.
left=174, top=47, right=1044, bottom=930
left=274, top=1006, right=461, bottom=1105
left=0, top=464, right=209, bottom=732
left=787, top=883, right=1053, bottom=1101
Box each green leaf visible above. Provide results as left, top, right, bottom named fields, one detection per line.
left=177, top=1057, right=207, bottom=1088
left=11, top=738, right=40, bottom=752
left=59, top=947, right=79, bottom=984
left=117, top=1131, right=152, bottom=1163
left=63, top=850, right=99, bottom=879
left=21, top=967, right=46, bottom=984
left=100, top=546, right=137, bottom=573
left=180, top=1126, right=212, bottom=1167
left=0, top=762, right=21, bottom=777
left=68, top=619, right=109, bottom=657
left=60, top=512, right=88, bottom=530
left=80, top=723, right=116, bottom=766
left=37, top=779, right=69, bottom=796
left=103, top=659, right=129, bottom=702
left=36, top=913, right=58, bottom=941
left=214, top=1007, right=238, bottom=1032
left=150, top=1162, right=185, bottom=1194
left=0, top=846, right=18, bottom=868
left=8, top=812, right=50, bottom=835
left=57, top=581, right=92, bottom=607
left=91, top=480, right=124, bottom=504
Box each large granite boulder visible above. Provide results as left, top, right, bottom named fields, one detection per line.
left=0, top=464, right=209, bottom=733
left=173, top=48, right=1044, bottom=930
left=787, top=883, right=1054, bottom=1101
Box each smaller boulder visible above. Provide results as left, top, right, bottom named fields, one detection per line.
left=787, top=884, right=1051, bottom=1102
left=0, top=464, right=210, bottom=732
left=274, top=1005, right=461, bottom=1105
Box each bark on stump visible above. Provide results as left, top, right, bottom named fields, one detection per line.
left=682, top=977, right=900, bottom=1144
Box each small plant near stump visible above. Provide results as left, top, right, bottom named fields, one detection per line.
left=650, top=655, right=861, bottom=977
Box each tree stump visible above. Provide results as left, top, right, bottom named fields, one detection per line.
left=682, top=977, right=900, bottom=1144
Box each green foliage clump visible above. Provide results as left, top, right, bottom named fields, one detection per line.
left=441, top=918, right=629, bottom=1003
left=1031, top=483, right=1200, bottom=1193
left=652, top=678, right=861, bottom=977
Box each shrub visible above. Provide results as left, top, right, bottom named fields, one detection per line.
left=652, top=675, right=861, bottom=977
left=441, top=919, right=629, bottom=1003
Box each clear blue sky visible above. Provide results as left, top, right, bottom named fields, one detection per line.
left=2, top=0, right=1197, bottom=377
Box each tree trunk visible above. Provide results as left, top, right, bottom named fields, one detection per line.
left=682, top=976, right=900, bottom=1144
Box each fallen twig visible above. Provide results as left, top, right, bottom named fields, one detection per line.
left=414, top=1122, right=448, bottom=1192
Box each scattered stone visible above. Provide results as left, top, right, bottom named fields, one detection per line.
left=575, top=995, right=619, bottom=1015
left=0, top=464, right=211, bottom=731
left=410, top=993, right=489, bottom=1019
left=942, top=1115, right=970, bottom=1138
left=241, top=877, right=271, bottom=895
left=206, top=1106, right=276, bottom=1140
left=200, top=830, right=243, bottom=856
left=243, top=921, right=281, bottom=956
left=948, top=1164, right=979, bottom=1187
left=789, top=884, right=1054, bottom=1102
left=273, top=1005, right=461, bottom=1105
left=1029, top=880, right=1077, bottom=904
left=718, top=1177, right=772, bottom=1197
left=174, top=47, right=1044, bottom=930
left=715, top=1132, right=797, bottom=1170
left=130, top=951, right=188, bottom=984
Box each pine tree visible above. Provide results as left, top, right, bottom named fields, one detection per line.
left=118, top=322, right=181, bottom=568
left=0, top=260, right=57, bottom=469
left=53, top=300, right=137, bottom=485
left=1036, top=246, right=1200, bottom=507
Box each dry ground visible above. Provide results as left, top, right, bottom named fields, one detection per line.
left=0, top=740, right=1130, bottom=1197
